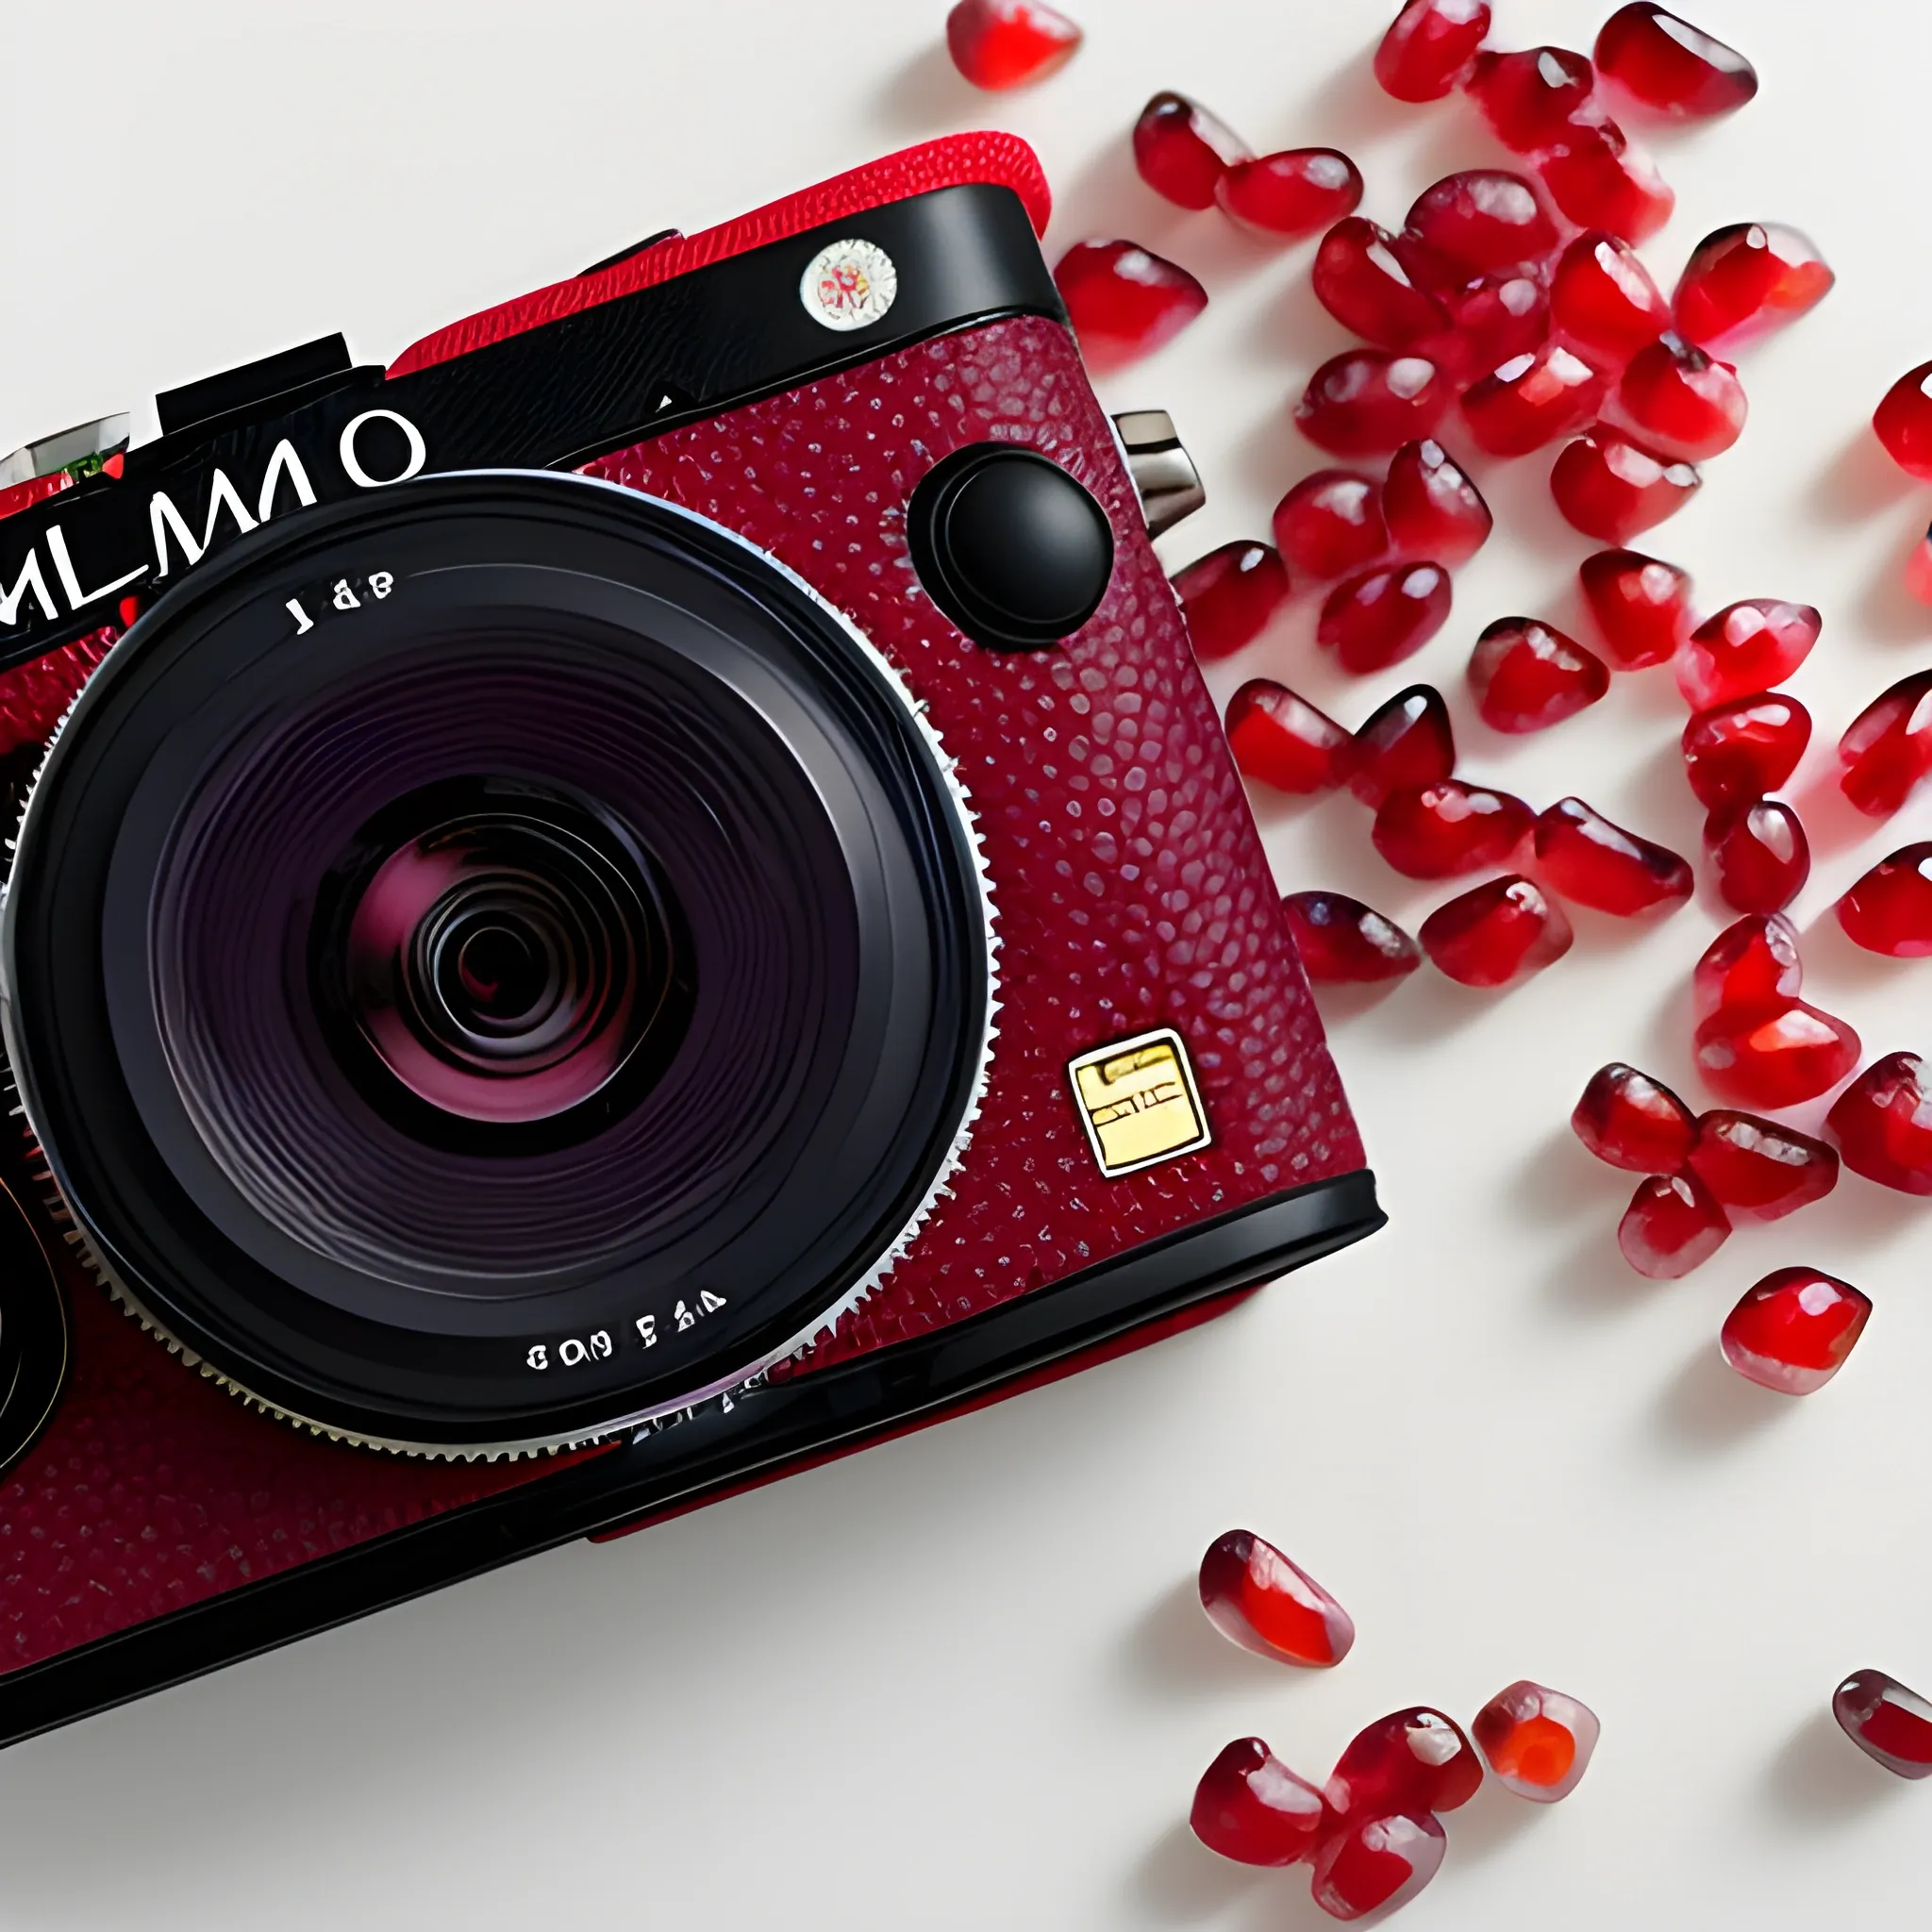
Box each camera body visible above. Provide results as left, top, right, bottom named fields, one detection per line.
left=0, top=134, right=1378, bottom=1744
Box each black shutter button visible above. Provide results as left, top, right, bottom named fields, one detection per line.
left=908, top=445, right=1115, bottom=651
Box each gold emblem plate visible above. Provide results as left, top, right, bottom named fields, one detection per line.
left=1067, top=1027, right=1212, bottom=1179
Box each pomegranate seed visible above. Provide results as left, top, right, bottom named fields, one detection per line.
left=1191, top=1739, right=1328, bottom=1865
left=1424, top=265, right=1552, bottom=384
left=1551, top=233, right=1672, bottom=367
left=1318, top=562, right=1453, bottom=674
left=1283, top=891, right=1423, bottom=984
left=1551, top=427, right=1701, bottom=541
left=1681, top=693, right=1811, bottom=810
left=1297, top=351, right=1451, bottom=457
left=1579, top=546, right=1693, bottom=668
left=1174, top=541, right=1291, bottom=660
left=1839, top=846, right=1932, bottom=957
left=1422, top=874, right=1574, bottom=987
left=1466, top=46, right=1603, bottom=153
left=1313, top=219, right=1452, bottom=349
left=1473, top=1683, right=1601, bottom=1803
left=1723, top=1268, right=1871, bottom=1396
left=1824, top=1053, right=1932, bottom=1193
left=1054, top=240, right=1207, bottom=370
left=1404, top=170, right=1559, bottom=277
left=1614, top=334, right=1747, bottom=461
left=1619, top=1172, right=1730, bottom=1277
left=1197, top=1528, right=1356, bottom=1667
left=1573, top=1062, right=1696, bottom=1172
left=1468, top=618, right=1610, bottom=733
left=1690, top=1111, right=1839, bottom=1220
left=1694, top=1002, right=1862, bottom=1110
left=1227, top=681, right=1349, bottom=794
left=1373, top=780, right=1533, bottom=878
left=1874, top=363, right=1932, bottom=482
left=1674, top=224, right=1834, bottom=352
left=1839, top=672, right=1932, bottom=817
left=1383, top=439, right=1491, bottom=564
left=1374, top=0, right=1492, bottom=102
left=1705, top=799, right=1810, bottom=915
left=944, top=0, right=1084, bottom=89
left=1345, top=685, right=1456, bottom=806
left=1836, top=1673, right=1932, bottom=1780
left=1310, top=1813, right=1446, bottom=1922
left=1677, top=600, right=1820, bottom=709
left=1273, top=471, right=1388, bottom=580
left=1461, top=344, right=1608, bottom=458
left=1694, top=914, right=1804, bottom=1021
left=1327, top=1708, right=1484, bottom=1819
left=1907, top=531, right=1932, bottom=607
left=1132, top=92, right=1249, bottom=210
left=1537, top=122, right=1674, bottom=244
left=1535, top=797, right=1693, bottom=916
left=1218, top=148, right=1364, bottom=240
left=1595, top=5, right=1758, bottom=120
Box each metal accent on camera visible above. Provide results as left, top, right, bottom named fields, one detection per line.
left=0, top=414, right=130, bottom=491
left=1067, top=1027, right=1211, bottom=1178
left=1110, top=409, right=1205, bottom=539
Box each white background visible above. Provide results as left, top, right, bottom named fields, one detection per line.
left=2, top=1, right=1931, bottom=1924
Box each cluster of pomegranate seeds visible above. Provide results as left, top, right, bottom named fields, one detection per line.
left=1681, top=693, right=1810, bottom=809
left=1422, top=874, right=1574, bottom=987
left=1374, top=780, right=1532, bottom=878
left=1192, top=1740, right=1328, bottom=1865
left=1689, top=1112, right=1839, bottom=1221
left=1297, top=351, right=1451, bottom=457
left=1837, top=846, right=1932, bottom=957
left=1579, top=547, right=1692, bottom=666
left=1199, top=1530, right=1356, bottom=1667
left=1573, top=1062, right=1696, bottom=1172
left=1836, top=1672, right=1932, bottom=1779
left=1535, top=797, right=1692, bottom=915
left=943, top=0, right=1083, bottom=89
left=1226, top=682, right=1350, bottom=793
left=1676, top=600, right=1821, bottom=708
left=1838, top=672, right=1932, bottom=817
left=1619, top=1172, right=1729, bottom=1277
left=1133, top=91, right=1249, bottom=208
left=1704, top=799, right=1809, bottom=914
left=1283, top=891, right=1423, bottom=985
left=1374, top=0, right=1492, bottom=101
left=1319, top=563, right=1455, bottom=672
left=1172, top=541, right=1291, bottom=659
left=1218, top=150, right=1364, bottom=239
left=1594, top=4, right=1757, bottom=118
left=1053, top=240, right=1207, bottom=370
left=1468, top=618, right=1610, bottom=732
left=1824, top=1054, right=1932, bottom=1194
left=1473, top=1683, right=1601, bottom=1803
left=1722, top=1268, right=1872, bottom=1396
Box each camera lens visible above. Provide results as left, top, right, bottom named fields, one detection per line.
left=1, top=474, right=992, bottom=1454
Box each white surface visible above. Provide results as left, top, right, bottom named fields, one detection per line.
left=2, top=1, right=1930, bottom=1924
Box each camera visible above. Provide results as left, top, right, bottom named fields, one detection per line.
left=0, top=132, right=1379, bottom=1744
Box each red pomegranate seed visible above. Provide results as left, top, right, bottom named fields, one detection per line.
left=1619, top=1172, right=1730, bottom=1277
left=1693, top=914, right=1803, bottom=1021
left=1345, top=684, right=1456, bottom=806
left=1874, top=363, right=1932, bottom=482
left=1191, top=1739, right=1328, bottom=1865
left=1674, top=224, right=1834, bottom=352
left=1705, top=799, right=1810, bottom=915
left=1054, top=241, right=1207, bottom=370
left=1690, top=1111, right=1840, bottom=1220
left=1535, top=797, right=1692, bottom=916
left=1551, top=428, right=1700, bottom=541
left=1723, top=1268, right=1871, bottom=1396
left=1537, top=123, right=1674, bottom=244
left=1839, top=846, right=1932, bottom=957
left=1174, top=541, right=1291, bottom=660
left=1374, top=0, right=1492, bottom=102
left=1676, top=600, right=1820, bottom=710
left=1227, top=682, right=1349, bottom=794
left=1422, top=874, right=1574, bottom=986
left=1836, top=1673, right=1932, bottom=1780
left=1825, top=1053, right=1932, bottom=1194
left=1318, top=563, right=1453, bottom=674
left=944, top=0, right=1084, bottom=89
left=1283, top=891, right=1423, bottom=984
left=1383, top=439, right=1491, bottom=564
left=1905, top=531, right=1932, bottom=607
left=1473, top=1683, right=1601, bottom=1803
left=1468, top=618, right=1610, bottom=733
left=1466, top=46, right=1603, bottom=153
left=1614, top=334, right=1747, bottom=461
left=1694, top=1002, right=1862, bottom=1110
left=1274, top=472, right=1389, bottom=580
left=1327, top=1708, right=1483, bottom=1819
left=1425, top=265, right=1552, bottom=383
left=1461, top=344, right=1607, bottom=458
left=1315, top=219, right=1454, bottom=349
left=1595, top=5, right=1758, bottom=120
left=1297, top=351, right=1451, bottom=457
left=1131, top=92, right=1249, bottom=209
left=1218, top=149, right=1364, bottom=240
left=1573, top=1062, right=1697, bottom=1172
left=1839, top=672, right=1932, bottom=817
left=1681, top=693, right=1811, bottom=810
left=1198, top=1528, right=1356, bottom=1667
left=1373, top=780, right=1533, bottom=878
left=1404, top=171, right=1559, bottom=278
left=1579, top=546, right=1692, bottom=668
left=1310, top=1813, right=1445, bottom=1922
left=1551, top=233, right=1672, bottom=367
